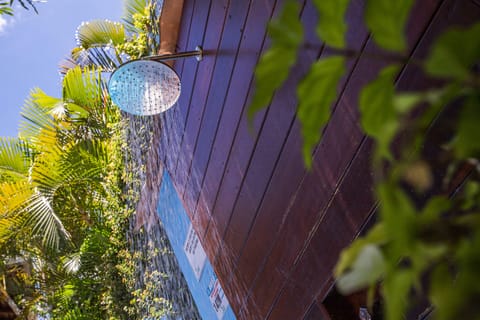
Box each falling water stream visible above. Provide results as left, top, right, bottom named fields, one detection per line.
left=124, top=113, right=201, bottom=319
left=123, top=96, right=241, bottom=319
left=153, top=80, right=260, bottom=319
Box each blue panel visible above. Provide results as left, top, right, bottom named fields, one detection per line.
left=157, top=172, right=236, bottom=320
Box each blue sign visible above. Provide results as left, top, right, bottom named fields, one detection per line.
left=157, top=172, right=236, bottom=320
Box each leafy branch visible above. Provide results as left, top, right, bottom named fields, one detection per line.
left=249, top=0, right=480, bottom=319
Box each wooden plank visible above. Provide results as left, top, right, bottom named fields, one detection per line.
left=173, top=0, right=194, bottom=76
left=208, top=3, right=328, bottom=297
left=179, top=0, right=254, bottom=217
left=303, top=302, right=331, bottom=320
left=199, top=0, right=279, bottom=249
left=169, top=0, right=213, bottom=178
left=230, top=2, right=369, bottom=305
left=266, top=140, right=374, bottom=319
left=159, top=0, right=194, bottom=171
left=233, top=6, right=372, bottom=320
left=232, top=120, right=304, bottom=287
left=221, top=0, right=319, bottom=261
left=195, top=0, right=278, bottom=243
left=197, top=0, right=281, bottom=311
left=164, top=0, right=211, bottom=178
left=157, top=0, right=480, bottom=318
left=263, top=0, right=480, bottom=317
left=243, top=126, right=364, bottom=318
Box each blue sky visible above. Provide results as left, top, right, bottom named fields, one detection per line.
left=0, top=0, right=123, bottom=138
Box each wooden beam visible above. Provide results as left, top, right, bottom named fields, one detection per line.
left=159, top=0, right=185, bottom=56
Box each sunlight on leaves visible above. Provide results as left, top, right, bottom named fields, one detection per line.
left=336, top=244, right=386, bottom=294
left=76, top=20, right=125, bottom=50
left=335, top=223, right=387, bottom=277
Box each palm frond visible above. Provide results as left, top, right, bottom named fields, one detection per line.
left=62, top=252, right=81, bottom=274
left=10, top=0, right=38, bottom=13
left=0, top=215, right=21, bottom=243
left=65, top=139, right=110, bottom=169
left=62, top=66, right=121, bottom=141
left=75, top=20, right=126, bottom=50
left=62, top=67, right=104, bottom=112
left=58, top=57, right=79, bottom=76
left=0, top=137, right=32, bottom=181
left=123, top=0, right=161, bottom=53
left=0, top=180, right=32, bottom=213
left=68, top=46, right=123, bottom=73
left=122, top=0, right=148, bottom=32
left=19, top=88, right=60, bottom=148
left=0, top=180, right=33, bottom=243
left=0, top=2, right=13, bottom=16
left=31, top=140, right=107, bottom=204
left=22, top=191, right=71, bottom=249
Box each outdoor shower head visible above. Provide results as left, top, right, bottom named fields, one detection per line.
left=108, top=46, right=203, bottom=116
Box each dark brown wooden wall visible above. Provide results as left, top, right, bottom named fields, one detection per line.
left=157, top=0, right=480, bottom=319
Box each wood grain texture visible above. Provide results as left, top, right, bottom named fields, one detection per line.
left=158, top=0, right=480, bottom=318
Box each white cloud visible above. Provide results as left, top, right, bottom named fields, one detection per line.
left=0, top=16, right=8, bottom=34
left=0, top=15, right=16, bottom=35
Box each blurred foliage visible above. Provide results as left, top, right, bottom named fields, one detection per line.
left=0, top=0, right=42, bottom=16
left=250, top=0, right=480, bottom=319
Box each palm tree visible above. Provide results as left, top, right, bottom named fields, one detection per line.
left=0, top=66, right=116, bottom=250
left=0, top=1, right=162, bottom=316
left=0, top=65, right=128, bottom=317
left=61, top=0, right=160, bottom=74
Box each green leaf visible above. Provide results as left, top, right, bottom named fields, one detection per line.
left=20, top=88, right=59, bottom=146
left=425, top=22, right=480, bottom=80
left=248, top=0, right=303, bottom=119
left=297, top=56, right=345, bottom=167
left=419, top=196, right=450, bottom=223
left=75, top=20, right=126, bottom=50
left=383, top=269, right=413, bottom=320
left=22, top=191, right=71, bottom=249
left=429, top=263, right=455, bottom=320
left=410, top=242, right=447, bottom=278
left=452, top=95, right=480, bottom=159
left=359, top=65, right=399, bottom=160
left=393, top=92, right=423, bottom=114
left=312, top=0, right=349, bottom=48
left=123, top=0, right=149, bottom=32
left=336, top=244, right=386, bottom=294
left=365, top=0, right=414, bottom=52
left=65, top=103, right=89, bottom=118
left=0, top=137, right=32, bottom=180
left=0, top=2, right=13, bottom=16
left=63, top=66, right=103, bottom=110
left=460, top=181, right=480, bottom=211
left=378, top=182, right=416, bottom=254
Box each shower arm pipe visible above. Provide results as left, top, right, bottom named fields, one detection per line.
left=143, top=46, right=203, bottom=62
